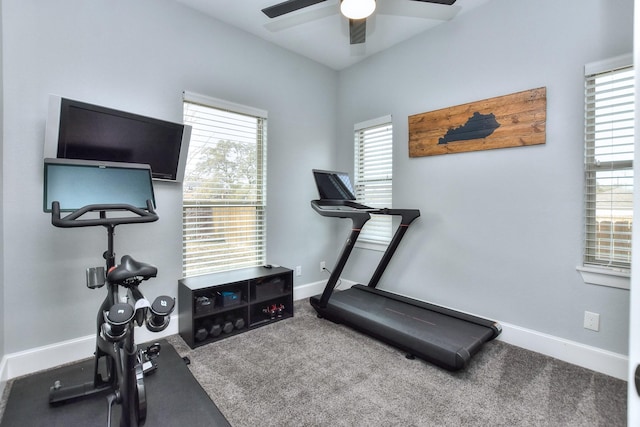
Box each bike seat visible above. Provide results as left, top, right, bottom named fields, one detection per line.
left=108, top=255, right=157, bottom=285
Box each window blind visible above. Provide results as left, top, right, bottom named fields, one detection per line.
left=354, top=115, right=393, bottom=245
left=182, top=92, right=267, bottom=277
left=584, top=58, right=634, bottom=269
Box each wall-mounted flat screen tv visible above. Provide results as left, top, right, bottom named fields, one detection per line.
left=44, top=95, right=191, bottom=182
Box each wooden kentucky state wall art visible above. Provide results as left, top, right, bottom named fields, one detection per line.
left=408, top=87, right=546, bottom=157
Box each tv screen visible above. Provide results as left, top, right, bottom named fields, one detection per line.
left=43, top=158, right=156, bottom=212
left=44, top=95, right=191, bottom=182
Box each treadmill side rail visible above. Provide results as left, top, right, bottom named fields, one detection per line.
left=311, top=199, right=421, bottom=305
left=354, top=285, right=502, bottom=340
left=367, top=209, right=420, bottom=289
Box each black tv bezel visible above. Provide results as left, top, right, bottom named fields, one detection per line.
left=44, top=95, right=191, bottom=183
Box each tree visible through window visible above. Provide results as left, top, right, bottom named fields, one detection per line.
left=182, top=94, right=267, bottom=277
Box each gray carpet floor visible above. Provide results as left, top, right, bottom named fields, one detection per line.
left=167, top=300, right=627, bottom=426
left=0, top=300, right=628, bottom=426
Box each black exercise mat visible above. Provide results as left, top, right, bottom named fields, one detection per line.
left=1, top=340, right=230, bottom=427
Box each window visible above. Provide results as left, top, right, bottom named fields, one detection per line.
left=583, top=55, right=634, bottom=274
left=354, top=115, right=393, bottom=247
left=182, top=92, right=267, bottom=277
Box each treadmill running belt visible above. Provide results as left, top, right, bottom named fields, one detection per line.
left=312, top=286, right=496, bottom=370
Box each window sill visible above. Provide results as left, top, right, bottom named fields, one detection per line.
left=576, top=265, right=630, bottom=290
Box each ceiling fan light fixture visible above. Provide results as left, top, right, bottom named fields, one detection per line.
left=340, top=0, right=376, bottom=20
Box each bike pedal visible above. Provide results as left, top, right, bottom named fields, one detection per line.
left=142, top=359, right=157, bottom=375
left=145, top=342, right=161, bottom=358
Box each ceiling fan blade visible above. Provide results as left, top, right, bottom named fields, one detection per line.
left=377, top=0, right=461, bottom=21
left=264, top=2, right=338, bottom=32
left=349, top=18, right=367, bottom=44
left=411, top=0, right=457, bottom=5
left=262, top=0, right=328, bottom=18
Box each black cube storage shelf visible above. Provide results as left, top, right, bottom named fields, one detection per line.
left=178, top=266, right=294, bottom=349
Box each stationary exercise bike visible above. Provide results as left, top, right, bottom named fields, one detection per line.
left=44, top=160, right=175, bottom=427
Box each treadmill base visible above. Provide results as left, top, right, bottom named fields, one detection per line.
left=310, top=285, right=500, bottom=371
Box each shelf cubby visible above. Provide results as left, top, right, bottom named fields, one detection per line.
left=178, top=266, right=294, bottom=348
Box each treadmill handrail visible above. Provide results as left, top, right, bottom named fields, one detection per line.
left=312, top=198, right=421, bottom=307
left=312, top=199, right=372, bottom=210
left=311, top=199, right=371, bottom=230
left=311, top=200, right=421, bottom=228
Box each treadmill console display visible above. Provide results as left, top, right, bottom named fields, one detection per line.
left=312, top=169, right=356, bottom=201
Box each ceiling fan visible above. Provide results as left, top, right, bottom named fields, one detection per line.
left=261, top=0, right=459, bottom=44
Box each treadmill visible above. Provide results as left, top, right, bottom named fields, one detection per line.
left=309, top=169, right=501, bottom=371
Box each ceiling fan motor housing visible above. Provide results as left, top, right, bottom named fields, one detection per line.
left=262, top=0, right=458, bottom=45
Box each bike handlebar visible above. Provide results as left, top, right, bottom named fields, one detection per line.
left=51, top=200, right=159, bottom=228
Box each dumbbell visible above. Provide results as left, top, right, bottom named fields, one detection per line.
left=102, top=303, right=135, bottom=342
left=146, top=295, right=175, bottom=332
left=206, top=315, right=245, bottom=337
left=222, top=319, right=234, bottom=334
left=195, top=318, right=212, bottom=342
left=209, top=322, right=222, bottom=337
left=150, top=296, right=175, bottom=328
left=262, top=305, right=276, bottom=319
left=208, top=317, right=233, bottom=335
left=226, top=315, right=245, bottom=330
left=194, top=326, right=208, bottom=342
left=233, top=317, right=244, bottom=329
left=234, top=317, right=245, bottom=330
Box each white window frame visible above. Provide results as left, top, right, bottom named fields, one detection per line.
left=353, top=115, right=393, bottom=250
left=577, top=54, right=634, bottom=289
left=182, top=91, right=267, bottom=277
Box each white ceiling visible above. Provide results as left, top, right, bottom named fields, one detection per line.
left=175, top=0, right=492, bottom=70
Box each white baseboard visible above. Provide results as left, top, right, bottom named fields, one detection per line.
left=0, top=282, right=332, bottom=383
left=0, top=355, right=8, bottom=399
left=293, top=278, right=353, bottom=301
left=0, top=315, right=178, bottom=381
left=497, top=322, right=627, bottom=380
left=294, top=280, right=627, bottom=380
left=0, top=284, right=627, bottom=382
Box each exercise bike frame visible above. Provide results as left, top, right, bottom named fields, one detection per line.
left=97, top=261, right=151, bottom=427
left=48, top=201, right=165, bottom=427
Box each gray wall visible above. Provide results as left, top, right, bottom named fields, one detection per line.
left=337, top=0, right=634, bottom=354
left=1, top=0, right=338, bottom=353
left=0, top=0, right=634, bottom=359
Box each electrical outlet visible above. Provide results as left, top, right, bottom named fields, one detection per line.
left=584, top=311, right=600, bottom=331
left=295, top=265, right=302, bottom=277
left=320, top=261, right=326, bottom=272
